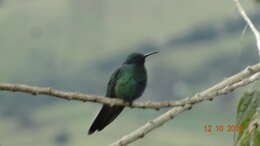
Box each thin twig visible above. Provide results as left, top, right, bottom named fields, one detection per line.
left=234, top=0, right=260, bottom=56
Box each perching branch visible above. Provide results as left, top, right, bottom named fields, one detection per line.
left=0, top=83, right=180, bottom=109
left=0, top=63, right=260, bottom=110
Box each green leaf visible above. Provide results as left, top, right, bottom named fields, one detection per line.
left=235, top=90, right=260, bottom=146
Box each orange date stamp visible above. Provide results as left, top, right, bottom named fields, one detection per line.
left=204, top=124, right=244, bottom=133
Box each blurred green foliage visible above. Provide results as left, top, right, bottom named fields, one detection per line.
left=235, top=90, right=260, bottom=146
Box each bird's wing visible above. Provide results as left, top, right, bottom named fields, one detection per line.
left=88, top=67, right=123, bottom=135
left=105, top=67, right=122, bottom=97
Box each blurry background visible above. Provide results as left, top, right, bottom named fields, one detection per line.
left=0, top=0, right=260, bottom=145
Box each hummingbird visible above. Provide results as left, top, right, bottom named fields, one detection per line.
left=88, top=51, right=159, bottom=135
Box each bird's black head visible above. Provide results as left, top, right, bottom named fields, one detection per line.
left=124, top=51, right=159, bottom=65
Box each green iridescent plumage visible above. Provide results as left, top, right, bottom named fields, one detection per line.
left=88, top=51, right=158, bottom=135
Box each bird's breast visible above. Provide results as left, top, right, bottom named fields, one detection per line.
left=114, top=65, right=147, bottom=102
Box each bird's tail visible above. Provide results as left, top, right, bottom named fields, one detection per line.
left=88, top=105, right=124, bottom=135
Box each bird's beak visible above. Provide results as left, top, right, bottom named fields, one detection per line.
left=144, top=51, right=159, bottom=58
